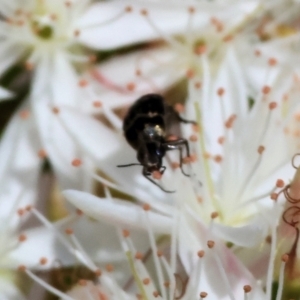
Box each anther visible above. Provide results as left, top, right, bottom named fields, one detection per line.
left=194, top=45, right=206, bottom=55
left=140, top=9, right=148, bottom=16
left=218, top=136, right=225, bottom=144
left=126, top=82, right=135, bottom=91
left=223, top=35, right=233, bottom=42
left=270, top=193, right=278, bottom=201
left=183, top=156, right=192, bottom=164
left=200, top=291, right=208, bottom=298
left=194, top=81, right=202, bottom=89
left=38, top=149, right=47, bottom=158
left=189, top=134, right=198, bottom=142
left=122, top=229, right=130, bottom=237
left=257, top=145, right=265, bottom=154
left=19, top=110, right=30, bottom=120
left=265, top=235, right=272, bottom=244
left=157, top=250, right=163, bottom=257
left=217, top=87, right=225, bottom=96
left=18, top=265, right=26, bottom=272
left=152, top=171, right=162, bottom=180
left=188, top=6, right=195, bottom=14
left=276, top=179, right=285, bottom=188
left=93, top=101, right=102, bottom=108
left=207, top=240, right=215, bottom=248
left=153, top=291, right=159, bottom=297
left=65, top=228, right=73, bottom=235
left=171, top=162, right=180, bottom=169
left=211, top=212, right=219, bottom=219
left=52, top=107, right=60, bottom=114
left=225, top=114, right=237, bottom=128
left=143, top=278, right=150, bottom=285
left=135, top=252, right=143, bottom=260
left=17, top=209, right=25, bottom=216
left=105, top=264, right=114, bottom=272
left=175, top=103, right=185, bottom=113
left=186, top=69, right=195, bottom=79
left=281, top=254, right=289, bottom=262
left=197, top=196, right=203, bottom=203
left=39, top=257, right=48, bottom=265
left=192, top=124, right=200, bottom=132
left=143, top=203, right=151, bottom=211
left=76, top=209, right=83, bottom=216
left=125, top=6, right=132, bottom=13
left=18, top=234, right=27, bottom=242
left=254, top=49, right=261, bottom=56
left=78, top=279, right=87, bottom=286
left=189, top=154, right=197, bottom=162
left=197, top=250, right=205, bottom=258
left=24, top=62, right=34, bottom=71
left=164, top=281, right=170, bottom=287
left=89, top=55, right=97, bottom=63
left=269, top=102, right=277, bottom=110
left=243, top=285, right=252, bottom=293
left=214, top=155, right=222, bottom=163
left=25, top=205, right=33, bottom=212
left=262, top=86, right=271, bottom=95
left=95, top=269, right=102, bottom=277
left=71, top=159, right=82, bottom=167
left=268, top=58, right=277, bottom=66
left=78, top=79, right=88, bottom=87
left=167, top=135, right=179, bottom=141
left=74, top=30, right=80, bottom=37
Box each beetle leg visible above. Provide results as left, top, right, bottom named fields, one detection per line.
left=142, top=168, right=175, bottom=193
left=163, top=138, right=190, bottom=177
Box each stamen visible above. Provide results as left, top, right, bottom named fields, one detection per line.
left=243, top=285, right=251, bottom=300
left=71, top=158, right=82, bottom=167
left=140, top=9, right=185, bottom=51
left=77, top=7, right=130, bottom=31
left=68, top=230, right=99, bottom=272
left=101, top=106, right=123, bottom=131
left=143, top=208, right=167, bottom=299
left=207, top=240, right=235, bottom=300
left=200, top=291, right=208, bottom=299
left=275, top=254, right=289, bottom=300
left=266, top=202, right=279, bottom=300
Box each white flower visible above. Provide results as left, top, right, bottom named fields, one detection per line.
left=19, top=189, right=272, bottom=300
left=60, top=41, right=299, bottom=298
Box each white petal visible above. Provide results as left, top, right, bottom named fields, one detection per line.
left=0, top=279, right=26, bottom=300
left=211, top=217, right=268, bottom=247
left=77, top=1, right=258, bottom=49
left=63, top=190, right=172, bottom=233
left=57, top=107, right=120, bottom=161
left=0, top=105, right=41, bottom=229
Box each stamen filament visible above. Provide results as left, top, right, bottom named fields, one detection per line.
left=79, top=8, right=128, bottom=30
left=141, top=11, right=185, bottom=51
left=144, top=211, right=167, bottom=299
left=266, top=205, right=278, bottom=300
left=209, top=244, right=235, bottom=300
left=275, top=255, right=288, bottom=300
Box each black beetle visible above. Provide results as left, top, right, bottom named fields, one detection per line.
left=117, top=93, right=196, bottom=193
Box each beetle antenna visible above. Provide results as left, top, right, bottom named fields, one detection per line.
left=117, top=163, right=143, bottom=168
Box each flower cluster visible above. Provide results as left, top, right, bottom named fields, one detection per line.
left=0, top=0, right=300, bottom=299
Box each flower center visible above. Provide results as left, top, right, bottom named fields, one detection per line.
left=31, top=15, right=54, bottom=40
